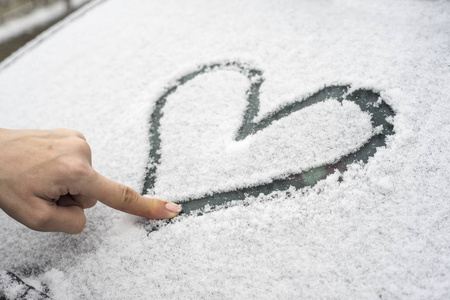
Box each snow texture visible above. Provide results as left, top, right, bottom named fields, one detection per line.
left=1, top=0, right=450, bottom=299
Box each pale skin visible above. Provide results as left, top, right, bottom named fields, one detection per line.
left=0, top=128, right=182, bottom=234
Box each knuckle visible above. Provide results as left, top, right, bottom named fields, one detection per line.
left=72, top=138, right=92, bottom=157
left=70, top=159, right=92, bottom=178
left=120, top=185, right=138, bottom=210
left=72, top=130, right=87, bottom=141
left=53, top=155, right=70, bottom=174
left=53, top=128, right=87, bottom=140
left=81, top=140, right=92, bottom=157
left=55, top=156, right=92, bottom=179
left=55, top=137, right=92, bottom=162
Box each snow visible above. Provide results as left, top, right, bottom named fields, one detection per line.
left=153, top=68, right=374, bottom=200
left=0, top=0, right=450, bottom=298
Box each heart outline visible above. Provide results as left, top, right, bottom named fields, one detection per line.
left=142, top=62, right=395, bottom=215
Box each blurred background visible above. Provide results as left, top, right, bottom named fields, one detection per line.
left=0, top=0, right=91, bottom=62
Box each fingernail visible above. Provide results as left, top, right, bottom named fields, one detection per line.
left=165, top=202, right=182, bottom=213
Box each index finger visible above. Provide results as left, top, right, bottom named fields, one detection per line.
left=79, top=171, right=181, bottom=219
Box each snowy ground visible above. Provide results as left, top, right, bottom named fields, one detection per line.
left=1, top=0, right=450, bottom=299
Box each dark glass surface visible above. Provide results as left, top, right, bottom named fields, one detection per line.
left=142, top=62, right=395, bottom=220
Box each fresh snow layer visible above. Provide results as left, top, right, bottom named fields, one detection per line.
left=1, top=0, right=450, bottom=299
left=155, top=70, right=374, bottom=200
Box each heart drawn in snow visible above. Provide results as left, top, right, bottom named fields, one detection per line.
left=142, top=62, right=395, bottom=216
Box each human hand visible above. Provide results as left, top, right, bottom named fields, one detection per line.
left=0, top=128, right=182, bottom=234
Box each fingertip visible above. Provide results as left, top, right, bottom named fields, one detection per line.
left=142, top=197, right=181, bottom=219
left=165, top=202, right=182, bottom=214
